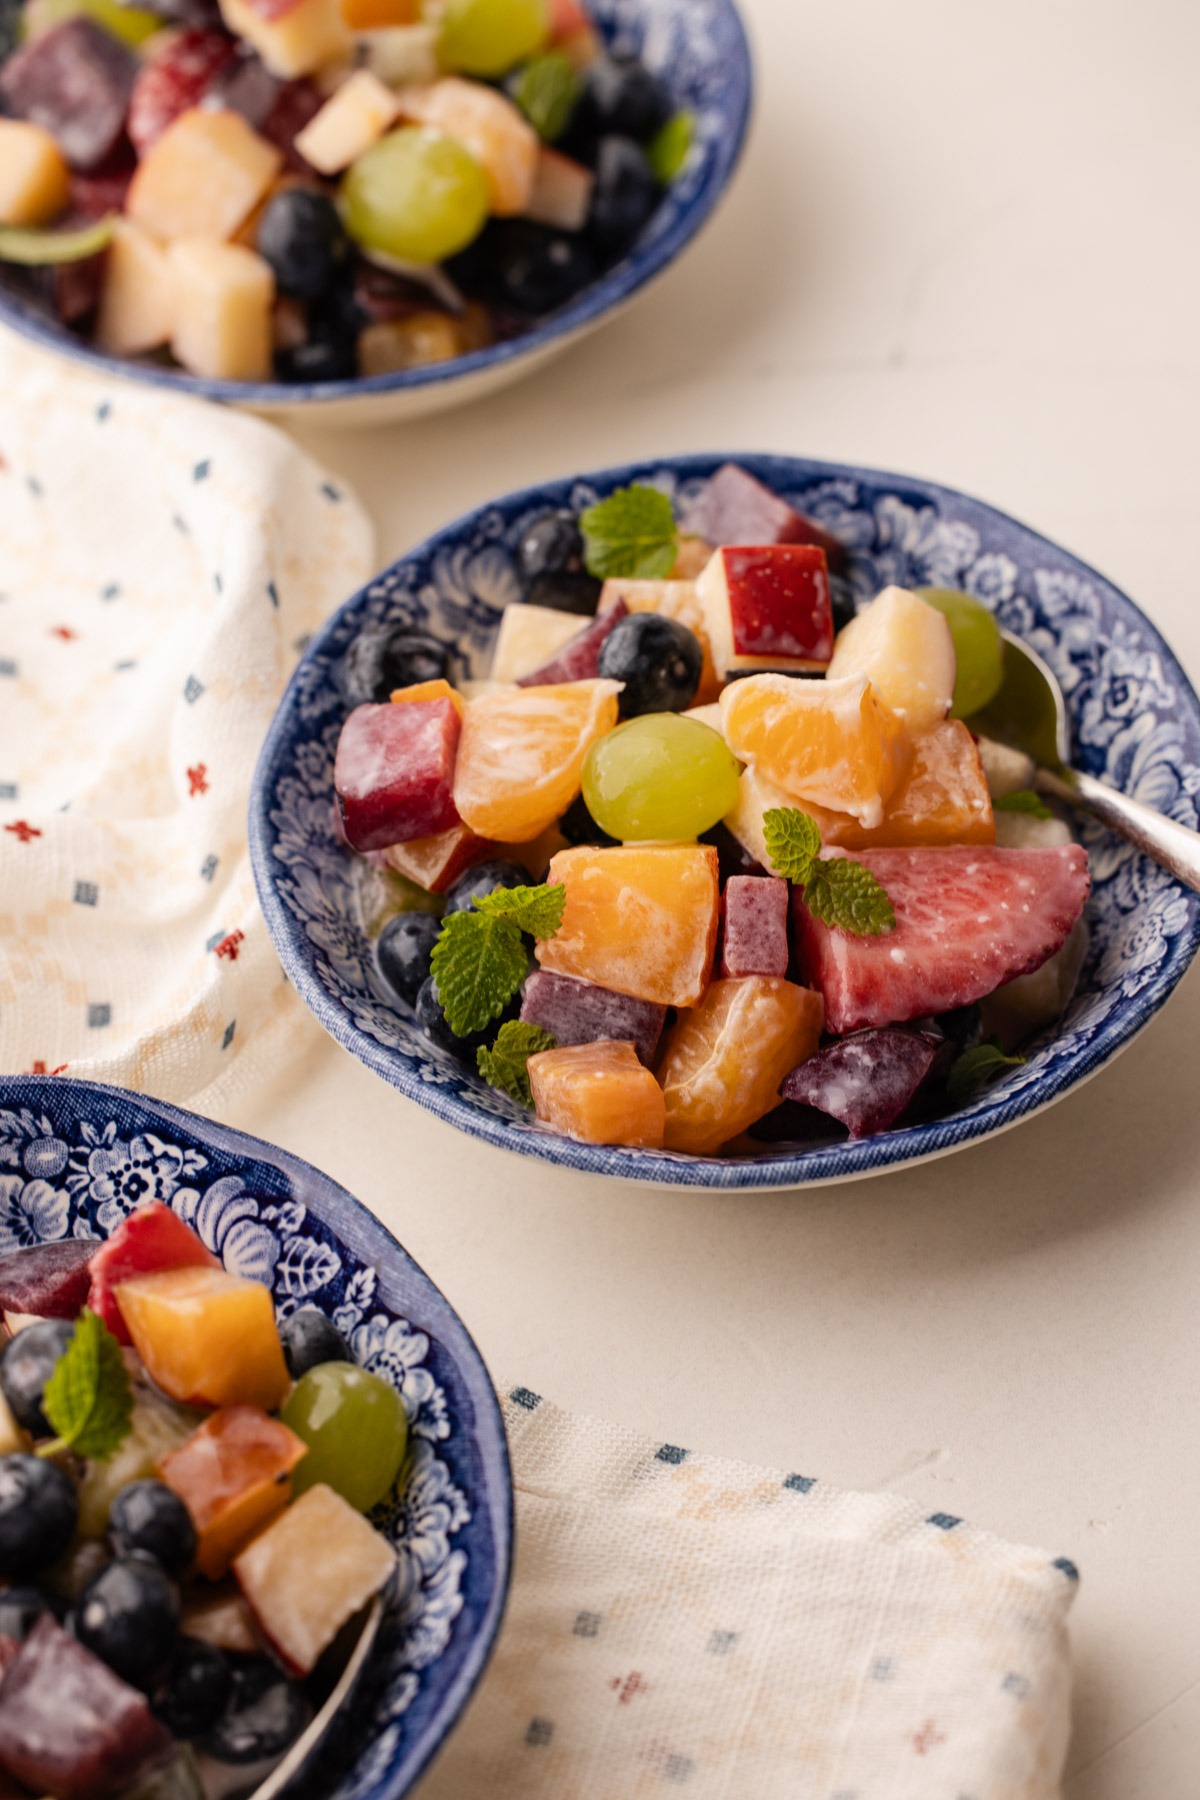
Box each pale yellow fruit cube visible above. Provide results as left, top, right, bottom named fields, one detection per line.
left=0, top=119, right=70, bottom=227
left=220, top=0, right=350, bottom=79
left=127, top=107, right=283, bottom=243
left=169, top=239, right=275, bottom=382
left=397, top=78, right=537, bottom=215
left=826, top=584, right=956, bottom=732
left=295, top=68, right=399, bottom=173
left=97, top=219, right=176, bottom=355
left=489, top=603, right=587, bottom=682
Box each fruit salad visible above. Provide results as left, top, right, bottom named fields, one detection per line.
left=0, top=0, right=688, bottom=383
left=334, top=461, right=1092, bottom=1155
left=0, top=1205, right=405, bottom=1798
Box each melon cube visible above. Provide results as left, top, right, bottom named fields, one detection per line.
left=0, top=19, right=136, bottom=172
left=525, top=145, right=594, bottom=231
left=219, top=0, right=350, bottom=78
left=681, top=463, right=847, bottom=569
left=127, top=106, right=283, bottom=242
left=536, top=843, right=719, bottom=1007
left=672, top=536, right=716, bottom=578
left=381, top=823, right=499, bottom=892
left=0, top=119, right=69, bottom=225
left=658, top=977, right=825, bottom=1155
left=780, top=1027, right=941, bottom=1138
left=180, top=1585, right=264, bottom=1655
left=334, top=698, right=462, bottom=851
left=0, top=1239, right=95, bottom=1319
left=603, top=577, right=722, bottom=704
left=358, top=22, right=439, bottom=84
left=293, top=68, right=399, bottom=174
left=519, top=969, right=666, bottom=1065
left=721, top=875, right=789, bottom=979
left=96, top=219, right=176, bottom=356
left=168, top=239, right=275, bottom=381
left=826, top=585, right=956, bottom=732
left=397, top=78, right=538, bottom=215
left=528, top=1040, right=665, bottom=1149
left=234, top=1484, right=396, bottom=1676
left=453, top=679, right=620, bottom=843
left=515, top=600, right=627, bottom=687
left=697, top=543, right=834, bottom=677
left=160, top=1404, right=308, bottom=1580
left=490, top=603, right=590, bottom=683
left=116, top=1265, right=290, bottom=1412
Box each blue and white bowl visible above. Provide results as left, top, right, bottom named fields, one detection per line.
left=249, top=453, right=1200, bottom=1190
left=0, top=1076, right=511, bottom=1798
left=0, top=0, right=752, bottom=426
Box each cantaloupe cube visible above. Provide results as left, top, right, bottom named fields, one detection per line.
left=341, top=0, right=418, bottom=24
left=159, top=1405, right=307, bottom=1580
left=0, top=120, right=69, bottom=226
left=127, top=107, right=282, bottom=243
left=96, top=219, right=176, bottom=355
left=658, top=977, right=825, bottom=1155
left=169, top=239, right=275, bottom=381
left=219, top=0, right=350, bottom=78
left=390, top=677, right=464, bottom=716
left=397, top=78, right=537, bottom=215
left=826, top=585, right=956, bottom=732
left=116, top=1265, right=290, bottom=1412
left=489, top=604, right=589, bottom=683
left=528, top=1040, right=665, bottom=1149
left=294, top=68, right=399, bottom=174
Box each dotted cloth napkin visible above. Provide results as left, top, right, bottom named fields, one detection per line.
left=0, top=332, right=1078, bottom=1799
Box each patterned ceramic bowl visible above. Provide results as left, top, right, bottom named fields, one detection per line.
left=250, top=453, right=1200, bottom=1190
left=0, top=1076, right=511, bottom=1798
left=0, top=0, right=752, bottom=427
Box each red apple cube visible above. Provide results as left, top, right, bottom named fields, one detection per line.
left=720, top=875, right=789, bottom=979
left=681, top=462, right=847, bottom=569
left=697, top=544, right=834, bottom=677
left=87, top=1202, right=218, bottom=1346
left=525, top=145, right=594, bottom=231
left=0, top=19, right=138, bottom=172
left=128, top=27, right=239, bottom=154
left=515, top=600, right=628, bottom=687
left=381, top=824, right=499, bottom=893
left=334, top=699, right=462, bottom=852
left=0, top=1240, right=95, bottom=1320
left=519, top=969, right=666, bottom=1066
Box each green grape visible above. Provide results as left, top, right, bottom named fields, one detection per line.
left=438, top=0, right=549, bottom=77
left=342, top=128, right=489, bottom=266
left=920, top=587, right=1004, bottom=719
left=22, top=0, right=163, bottom=45
left=280, top=1363, right=408, bottom=1513
left=582, top=715, right=741, bottom=843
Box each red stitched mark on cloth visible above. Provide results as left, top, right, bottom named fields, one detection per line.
left=4, top=821, right=42, bottom=842
left=214, top=930, right=245, bottom=962
left=49, top=626, right=77, bottom=641
left=29, top=1062, right=68, bottom=1076
left=609, top=1673, right=648, bottom=1706
left=187, top=764, right=209, bottom=796
left=913, top=1721, right=946, bottom=1756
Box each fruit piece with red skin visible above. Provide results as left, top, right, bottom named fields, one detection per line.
left=793, top=844, right=1091, bottom=1034
left=116, top=1265, right=290, bottom=1413
left=87, top=1202, right=218, bottom=1347
left=0, top=1241, right=95, bottom=1320
left=780, top=1027, right=942, bottom=1137
left=0, top=20, right=138, bottom=173
left=0, top=1615, right=174, bottom=1800
left=720, top=875, right=789, bottom=979
left=334, top=699, right=462, bottom=852
left=257, top=75, right=325, bottom=169
left=525, top=146, right=594, bottom=231
left=68, top=144, right=134, bottom=219
left=515, top=600, right=628, bottom=687
left=159, top=1404, right=308, bottom=1580
left=519, top=968, right=666, bottom=1066
left=128, top=28, right=239, bottom=154
left=380, top=825, right=500, bottom=894
left=697, top=544, right=834, bottom=677
left=681, top=463, right=847, bottom=570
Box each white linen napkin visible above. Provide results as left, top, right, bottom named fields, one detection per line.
left=0, top=332, right=1077, bottom=1798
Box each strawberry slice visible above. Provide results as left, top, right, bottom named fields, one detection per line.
left=793, top=844, right=1090, bottom=1033
left=87, top=1201, right=218, bottom=1345
left=128, top=27, right=238, bottom=154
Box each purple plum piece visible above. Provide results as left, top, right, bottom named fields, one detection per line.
left=520, top=970, right=666, bottom=1067
left=0, top=1616, right=174, bottom=1800
left=0, top=1240, right=96, bottom=1319
left=516, top=601, right=629, bottom=687
left=680, top=462, right=847, bottom=571
left=721, top=875, right=789, bottom=979
left=780, top=1028, right=941, bottom=1138
left=0, top=20, right=138, bottom=172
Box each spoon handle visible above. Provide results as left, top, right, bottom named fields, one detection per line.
left=1037, top=767, right=1200, bottom=895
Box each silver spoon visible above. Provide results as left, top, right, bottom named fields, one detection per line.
left=969, top=630, right=1200, bottom=893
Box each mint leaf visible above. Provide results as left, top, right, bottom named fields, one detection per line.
left=947, top=1040, right=1027, bottom=1105
left=995, top=789, right=1053, bottom=820
left=646, top=110, right=694, bottom=182
left=762, top=807, right=821, bottom=884
left=580, top=485, right=678, bottom=581
left=472, top=881, right=566, bottom=940
left=430, top=911, right=529, bottom=1038
left=39, top=1309, right=132, bottom=1462
left=0, top=215, right=115, bottom=267
left=802, top=858, right=896, bottom=936
left=477, top=1021, right=557, bottom=1105
left=512, top=52, right=580, bottom=141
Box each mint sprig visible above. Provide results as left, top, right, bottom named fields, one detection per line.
left=646, top=111, right=694, bottom=183
left=762, top=808, right=821, bottom=883
left=430, top=880, right=567, bottom=1038
left=995, top=789, right=1053, bottom=820
left=473, top=882, right=566, bottom=938
left=762, top=806, right=895, bottom=937
left=38, top=1309, right=133, bottom=1462
left=580, top=485, right=678, bottom=581
left=947, top=1041, right=1027, bottom=1104
left=512, top=52, right=580, bottom=141
left=477, top=1021, right=557, bottom=1105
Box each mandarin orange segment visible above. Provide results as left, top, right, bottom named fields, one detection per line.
left=528, top=1041, right=666, bottom=1149
left=803, top=720, right=994, bottom=849
left=659, top=978, right=825, bottom=1155
left=602, top=578, right=722, bottom=705
left=719, top=671, right=908, bottom=829
left=536, top=844, right=719, bottom=1007
left=390, top=677, right=464, bottom=717
left=453, top=679, right=620, bottom=843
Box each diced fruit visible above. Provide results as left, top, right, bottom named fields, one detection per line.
left=76, top=1388, right=201, bottom=1539
left=826, top=586, right=956, bottom=732
left=0, top=1318, right=73, bottom=1435
left=256, top=186, right=349, bottom=299
left=490, top=602, right=587, bottom=682
left=516, top=599, right=627, bottom=686
left=658, top=978, right=824, bottom=1155
left=168, top=239, right=275, bottom=382
left=342, top=125, right=489, bottom=264
left=672, top=537, right=715, bottom=578
left=397, top=79, right=539, bottom=216
left=116, top=1266, right=290, bottom=1412
left=293, top=69, right=400, bottom=175
left=697, top=544, right=834, bottom=678
left=920, top=587, right=1004, bottom=718
left=454, top=679, right=620, bottom=842
left=976, top=734, right=1036, bottom=800
left=680, top=462, right=847, bottom=568
left=73, top=1556, right=179, bottom=1692
left=520, top=969, right=666, bottom=1065
left=0, top=20, right=136, bottom=172
left=993, top=809, right=1072, bottom=850
left=608, top=577, right=722, bottom=704
left=127, top=28, right=238, bottom=155
left=536, top=843, right=719, bottom=1006
left=87, top=1202, right=218, bottom=1346
left=582, top=714, right=741, bottom=842
left=548, top=0, right=590, bottom=39
left=0, top=120, right=69, bottom=226
left=357, top=311, right=474, bottom=374
left=96, top=220, right=176, bottom=356
left=982, top=919, right=1088, bottom=1046
left=180, top=1584, right=263, bottom=1655
left=128, top=108, right=282, bottom=244
left=21, top=0, right=161, bottom=48
left=359, top=22, right=439, bottom=84
left=528, top=1040, right=665, bottom=1148
left=0, top=1616, right=174, bottom=1800
left=438, top=0, right=548, bottom=77
left=0, top=1394, right=27, bottom=1460
left=720, top=671, right=908, bottom=830
left=0, top=1239, right=94, bottom=1319
left=341, top=0, right=419, bottom=26
left=159, top=1405, right=308, bottom=1580
left=525, top=145, right=593, bottom=230
left=219, top=0, right=349, bottom=78
left=280, top=1363, right=406, bottom=1511
left=234, top=1483, right=396, bottom=1676
left=802, top=721, right=994, bottom=851
left=390, top=676, right=464, bottom=715
left=334, top=698, right=462, bottom=852
left=721, top=875, right=789, bottom=979
left=381, top=823, right=499, bottom=893
left=793, top=844, right=1092, bottom=1033
left=0, top=1455, right=78, bottom=1575
left=780, top=1028, right=942, bottom=1137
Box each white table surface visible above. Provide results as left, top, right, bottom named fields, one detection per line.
left=222, top=0, right=1200, bottom=1791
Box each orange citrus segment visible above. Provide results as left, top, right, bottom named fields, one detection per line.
left=528, top=1041, right=666, bottom=1149
left=802, top=721, right=994, bottom=849
left=537, top=843, right=719, bottom=1007
left=453, top=680, right=620, bottom=842
left=659, top=978, right=825, bottom=1155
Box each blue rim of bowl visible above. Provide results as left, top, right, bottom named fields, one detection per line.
left=0, top=1074, right=513, bottom=1798
left=0, top=0, right=753, bottom=409
left=249, top=451, right=1200, bottom=1189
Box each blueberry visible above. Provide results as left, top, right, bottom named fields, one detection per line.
left=0, top=1455, right=79, bottom=1579
left=341, top=627, right=453, bottom=706
left=588, top=136, right=660, bottom=254
left=108, top=1481, right=197, bottom=1579
left=0, top=1318, right=74, bottom=1436
left=377, top=912, right=442, bottom=1007
left=256, top=188, right=349, bottom=301
left=516, top=510, right=586, bottom=586
left=73, top=1557, right=179, bottom=1691
left=558, top=793, right=616, bottom=847
left=155, top=1639, right=232, bottom=1739
left=414, top=977, right=499, bottom=1062
left=598, top=613, right=702, bottom=715
left=274, top=333, right=359, bottom=384
left=201, top=1657, right=311, bottom=1764
left=524, top=571, right=603, bottom=615
left=579, top=53, right=671, bottom=144
left=0, top=1586, right=58, bottom=1642
left=490, top=221, right=596, bottom=316
left=279, top=1307, right=352, bottom=1380
left=443, top=860, right=530, bottom=915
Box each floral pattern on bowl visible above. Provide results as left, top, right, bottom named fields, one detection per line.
left=249, top=454, right=1200, bottom=1190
